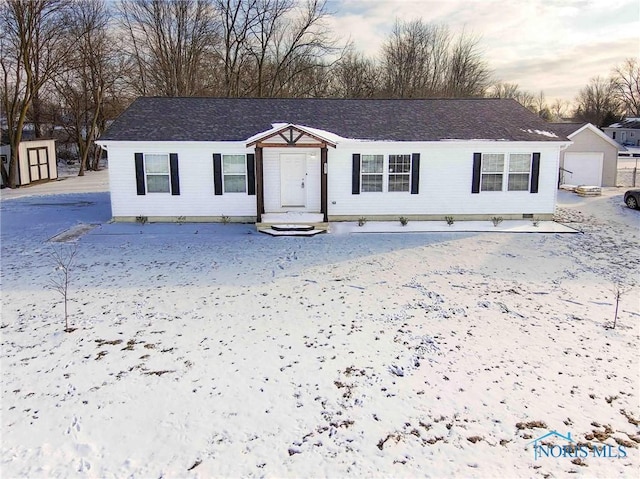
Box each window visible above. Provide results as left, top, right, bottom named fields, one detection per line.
left=508, top=153, right=531, bottom=191
left=361, top=154, right=383, bottom=192
left=480, top=153, right=504, bottom=191
left=145, top=154, right=170, bottom=193
left=222, top=155, right=246, bottom=193
left=612, top=132, right=616, bottom=139
left=388, top=154, right=411, bottom=192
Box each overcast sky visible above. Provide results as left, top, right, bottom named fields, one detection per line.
left=325, top=0, right=640, bottom=103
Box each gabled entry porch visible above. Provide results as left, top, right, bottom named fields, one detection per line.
left=246, top=124, right=336, bottom=232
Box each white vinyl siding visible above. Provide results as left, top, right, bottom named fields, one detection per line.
left=222, top=154, right=246, bottom=193
left=145, top=153, right=170, bottom=193
left=101, top=139, right=562, bottom=220
left=328, top=141, right=560, bottom=217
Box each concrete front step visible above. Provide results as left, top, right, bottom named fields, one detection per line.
left=256, top=222, right=329, bottom=232
left=259, top=228, right=325, bottom=237
left=272, top=224, right=315, bottom=232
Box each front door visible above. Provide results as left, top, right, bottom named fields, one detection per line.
left=280, top=154, right=306, bottom=207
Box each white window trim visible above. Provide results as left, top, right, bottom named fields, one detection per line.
left=144, top=153, right=171, bottom=194
left=360, top=154, right=413, bottom=193
left=360, top=154, right=384, bottom=193
left=507, top=153, right=532, bottom=192
left=388, top=154, right=412, bottom=193
left=481, top=152, right=533, bottom=192
left=222, top=154, right=247, bottom=193
left=480, top=153, right=505, bottom=192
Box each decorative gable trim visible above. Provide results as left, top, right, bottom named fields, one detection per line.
left=246, top=124, right=337, bottom=148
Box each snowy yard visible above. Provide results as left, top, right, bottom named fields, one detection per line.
left=1, top=179, right=639, bottom=477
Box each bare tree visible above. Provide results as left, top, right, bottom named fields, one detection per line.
left=118, top=0, right=219, bottom=97
left=550, top=98, right=569, bottom=121
left=574, top=76, right=622, bottom=127
left=488, top=81, right=541, bottom=114
left=609, top=280, right=631, bottom=329
left=214, top=0, right=256, bottom=97
left=613, top=58, right=640, bottom=117
left=0, top=0, right=78, bottom=188
left=380, top=19, right=490, bottom=99
left=443, top=30, right=489, bottom=97
left=54, top=0, right=120, bottom=175
left=256, top=0, right=339, bottom=97
left=49, top=243, right=78, bottom=332
left=329, top=50, right=379, bottom=98
left=381, top=19, right=450, bottom=98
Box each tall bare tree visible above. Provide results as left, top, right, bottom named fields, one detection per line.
left=488, top=81, right=539, bottom=114
left=118, top=0, right=219, bottom=96
left=574, top=76, right=622, bottom=127
left=443, top=31, right=489, bottom=97
left=381, top=19, right=450, bottom=98
left=381, top=19, right=489, bottom=99
left=613, top=58, right=640, bottom=117
left=54, top=0, right=120, bottom=175
left=550, top=98, right=569, bottom=121
left=0, top=0, right=77, bottom=188
left=330, top=50, right=379, bottom=98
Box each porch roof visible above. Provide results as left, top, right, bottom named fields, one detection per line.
left=246, top=123, right=338, bottom=148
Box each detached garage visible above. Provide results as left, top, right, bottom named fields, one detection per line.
left=549, top=122, right=620, bottom=187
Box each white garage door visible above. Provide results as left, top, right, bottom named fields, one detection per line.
left=564, top=152, right=603, bottom=186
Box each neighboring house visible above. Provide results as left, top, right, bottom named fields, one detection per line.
left=0, top=134, right=58, bottom=187
left=603, top=118, right=640, bottom=147
left=97, top=97, right=571, bottom=224
left=549, top=122, right=620, bottom=187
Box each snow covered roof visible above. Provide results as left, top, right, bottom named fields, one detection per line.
left=101, top=97, right=570, bottom=143
left=606, top=118, right=640, bottom=129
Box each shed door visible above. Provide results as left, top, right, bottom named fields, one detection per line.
left=280, top=154, right=306, bottom=207
left=564, top=152, right=603, bottom=186
left=28, top=147, right=50, bottom=182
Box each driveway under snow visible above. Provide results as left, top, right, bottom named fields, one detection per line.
left=1, top=183, right=639, bottom=478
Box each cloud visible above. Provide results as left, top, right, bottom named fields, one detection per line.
left=324, top=0, right=640, bottom=102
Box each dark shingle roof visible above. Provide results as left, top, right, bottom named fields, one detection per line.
left=101, top=97, right=568, bottom=142
left=547, top=122, right=586, bottom=137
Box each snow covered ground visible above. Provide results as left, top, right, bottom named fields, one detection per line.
left=1, top=178, right=639, bottom=478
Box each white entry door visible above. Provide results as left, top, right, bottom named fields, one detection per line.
left=280, top=154, right=306, bottom=207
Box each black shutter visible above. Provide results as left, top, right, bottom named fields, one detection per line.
left=352, top=153, right=360, bottom=194
left=169, top=153, right=180, bottom=195
left=471, top=152, right=482, bottom=194
left=247, top=153, right=255, bottom=196
left=213, top=153, right=223, bottom=195
left=135, top=152, right=145, bottom=195
left=410, top=153, right=420, bottom=194
left=530, top=152, right=540, bottom=193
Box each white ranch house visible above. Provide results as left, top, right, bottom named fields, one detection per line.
left=98, top=98, right=570, bottom=227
